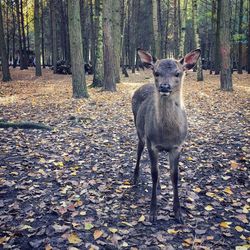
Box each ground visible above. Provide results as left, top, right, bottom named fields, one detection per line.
left=0, top=68, right=249, bottom=250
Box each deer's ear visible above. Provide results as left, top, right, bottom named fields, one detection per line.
left=180, top=49, right=201, bottom=70
left=137, top=48, right=156, bottom=69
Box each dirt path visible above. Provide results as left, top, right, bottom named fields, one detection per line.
left=0, top=69, right=249, bottom=249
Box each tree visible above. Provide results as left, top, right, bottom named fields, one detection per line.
left=248, top=0, right=250, bottom=74
left=192, top=0, right=203, bottom=81
left=0, top=0, right=11, bottom=81
left=68, top=0, right=89, bottom=98
left=237, top=0, right=243, bottom=74
left=34, top=0, right=42, bottom=76
left=103, top=0, right=116, bottom=91
left=92, top=0, right=104, bottom=87
left=179, top=0, right=188, bottom=57
left=220, top=0, right=232, bottom=90
left=112, top=0, right=121, bottom=82
left=152, top=0, right=160, bottom=58
left=50, top=0, right=57, bottom=73
left=214, top=0, right=221, bottom=74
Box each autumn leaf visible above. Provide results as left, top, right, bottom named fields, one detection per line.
left=84, top=222, right=94, bottom=230
left=167, top=229, right=179, bottom=235
left=205, top=205, right=214, bottom=211
left=235, top=245, right=250, bottom=250
left=220, top=221, right=232, bottom=228
left=138, top=215, right=145, bottom=222
left=67, top=232, right=82, bottom=244
left=109, top=228, right=118, bottom=233
left=93, top=229, right=103, bottom=240
left=224, top=186, right=233, bottom=195
left=235, top=226, right=244, bottom=232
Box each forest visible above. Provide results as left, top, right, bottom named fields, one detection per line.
left=0, top=0, right=250, bottom=249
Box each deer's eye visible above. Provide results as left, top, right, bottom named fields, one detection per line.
left=154, top=71, right=160, bottom=77
left=175, top=72, right=180, bottom=77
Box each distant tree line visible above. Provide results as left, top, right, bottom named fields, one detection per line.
left=0, top=0, right=249, bottom=96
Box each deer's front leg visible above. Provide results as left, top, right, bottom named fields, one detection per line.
left=169, top=147, right=184, bottom=224
left=147, top=141, right=159, bottom=223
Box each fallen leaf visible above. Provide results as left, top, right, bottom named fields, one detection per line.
left=205, top=205, right=214, bottom=211
left=138, top=215, right=145, bottom=222
left=93, top=229, right=103, bottom=240
left=68, top=232, right=82, bottom=244
left=235, top=226, right=244, bottom=232
left=167, top=229, right=179, bottom=235
left=84, top=222, right=94, bottom=230
left=109, top=228, right=118, bottom=233
left=224, top=187, right=233, bottom=195
left=235, top=245, right=250, bottom=250
left=220, top=221, right=232, bottom=228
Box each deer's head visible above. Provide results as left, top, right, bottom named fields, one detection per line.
left=138, top=49, right=201, bottom=97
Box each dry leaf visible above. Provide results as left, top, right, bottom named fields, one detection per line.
left=220, top=221, right=232, bottom=228
left=205, top=205, right=214, bottom=211
left=235, top=226, right=244, bottom=232
left=93, top=229, right=103, bottom=240
left=138, top=215, right=145, bottom=222
left=68, top=232, right=82, bottom=244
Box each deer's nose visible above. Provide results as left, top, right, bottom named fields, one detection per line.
left=159, top=83, right=172, bottom=93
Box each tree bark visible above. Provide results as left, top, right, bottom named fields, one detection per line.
left=40, top=0, right=45, bottom=68
left=0, top=1, right=11, bottom=81
left=51, top=0, right=57, bottom=73
left=248, top=0, right=250, bottom=74
left=103, top=0, right=116, bottom=91
left=92, top=0, right=104, bottom=87
left=220, top=0, right=232, bottom=90
left=34, top=0, right=42, bottom=76
left=192, top=0, right=203, bottom=81
left=68, top=0, right=89, bottom=98
left=112, top=0, right=121, bottom=82
left=214, top=0, right=221, bottom=75
left=179, top=0, right=188, bottom=57
left=152, top=0, right=160, bottom=58
left=20, top=0, right=28, bottom=68
left=237, top=0, right=243, bottom=74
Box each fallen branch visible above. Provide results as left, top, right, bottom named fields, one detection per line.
left=0, top=121, right=52, bottom=130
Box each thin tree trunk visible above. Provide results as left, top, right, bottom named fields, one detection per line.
left=0, top=1, right=11, bottom=81
left=26, top=0, right=30, bottom=52
left=92, top=0, right=104, bottom=87
left=209, top=0, right=216, bottom=73
left=237, top=0, right=243, bottom=74
left=220, top=0, right=232, bottom=90
left=51, top=0, right=57, bottom=73
left=34, top=0, right=42, bottom=76
left=192, top=0, right=203, bottom=81
left=112, top=0, right=121, bottom=82
left=90, top=0, right=95, bottom=65
left=173, top=0, right=179, bottom=58
left=103, top=0, right=116, bottom=91
left=68, top=0, right=89, bottom=98
left=214, top=0, right=221, bottom=75
left=179, top=0, right=188, bottom=57
left=11, top=2, right=16, bottom=67
left=152, top=0, right=160, bottom=57
left=248, top=0, right=250, bottom=74
left=20, top=0, right=28, bottom=68
left=41, top=0, right=45, bottom=68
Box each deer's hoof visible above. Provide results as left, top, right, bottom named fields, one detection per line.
left=174, top=210, right=184, bottom=224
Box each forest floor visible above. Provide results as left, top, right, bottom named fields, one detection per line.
left=0, top=68, right=249, bottom=250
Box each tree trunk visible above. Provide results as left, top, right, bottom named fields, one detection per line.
left=0, top=1, right=11, bottom=81
left=179, top=0, right=188, bottom=57
left=103, top=0, right=116, bottom=91
left=20, top=0, right=28, bottom=68
left=92, top=0, right=104, bottom=87
left=248, top=0, right=250, bottom=74
left=51, top=0, right=57, bottom=73
left=237, top=0, right=243, bottom=74
left=11, top=2, right=16, bottom=67
left=214, top=0, right=221, bottom=75
left=152, top=0, right=160, bottom=58
left=220, top=0, right=232, bottom=90
left=129, top=0, right=136, bottom=73
left=41, top=0, right=45, bottom=68
left=68, top=0, right=88, bottom=98
left=173, top=0, right=179, bottom=58
left=192, top=0, right=203, bottom=81
left=112, top=0, right=121, bottom=82
left=34, top=0, right=42, bottom=76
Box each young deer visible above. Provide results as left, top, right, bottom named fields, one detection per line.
left=132, top=49, right=201, bottom=223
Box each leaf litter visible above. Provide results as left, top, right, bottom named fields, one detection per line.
left=0, top=68, right=249, bottom=249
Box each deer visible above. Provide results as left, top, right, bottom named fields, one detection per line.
left=131, top=48, right=201, bottom=223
